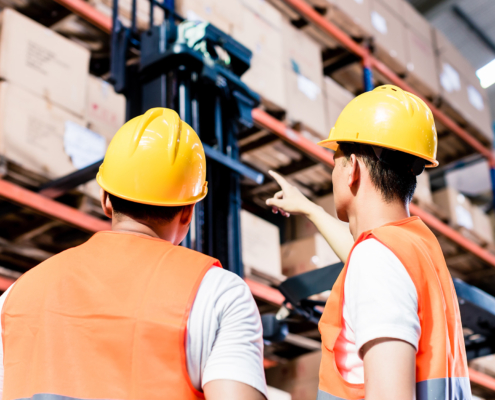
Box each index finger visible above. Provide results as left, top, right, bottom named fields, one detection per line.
left=269, top=170, right=291, bottom=191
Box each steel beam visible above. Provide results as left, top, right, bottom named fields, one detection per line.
left=0, top=179, right=111, bottom=233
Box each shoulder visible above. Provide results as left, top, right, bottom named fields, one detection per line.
left=197, top=268, right=254, bottom=308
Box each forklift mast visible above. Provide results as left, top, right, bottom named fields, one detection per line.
left=107, top=0, right=263, bottom=276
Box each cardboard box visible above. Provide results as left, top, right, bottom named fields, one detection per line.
left=324, top=77, right=354, bottom=133
left=233, top=1, right=286, bottom=109
left=330, top=0, right=372, bottom=39
left=266, top=351, right=321, bottom=400
left=281, top=233, right=340, bottom=276
left=401, top=2, right=439, bottom=98
left=463, top=76, right=493, bottom=143
left=175, top=0, right=241, bottom=34
left=86, top=75, right=126, bottom=143
left=267, top=387, right=292, bottom=400
left=0, top=82, right=91, bottom=179
left=241, top=210, right=282, bottom=278
left=283, top=22, right=326, bottom=136
left=413, top=172, right=433, bottom=205
left=0, top=8, right=90, bottom=117
left=433, top=187, right=473, bottom=230
left=370, top=0, right=407, bottom=74
left=472, top=206, right=493, bottom=245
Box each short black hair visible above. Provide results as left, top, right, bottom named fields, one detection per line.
left=108, top=193, right=184, bottom=223
left=338, top=142, right=417, bottom=204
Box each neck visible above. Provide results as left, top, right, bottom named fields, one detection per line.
left=111, top=215, right=178, bottom=243
left=347, top=194, right=410, bottom=241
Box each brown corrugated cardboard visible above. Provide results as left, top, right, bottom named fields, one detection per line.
left=233, top=1, right=286, bottom=109
left=86, top=75, right=126, bottom=143
left=463, top=75, right=493, bottom=143
left=175, top=0, right=241, bottom=34
left=0, top=82, right=87, bottom=179
left=324, top=77, right=354, bottom=133
left=0, top=8, right=90, bottom=117
left=241, top=210, right=282, bottom=278
left=266, top=351, right=321, bottom=400
left=330, top=0, right=372, bottom=39
left=370, top=0, right=407, bottom=74
left=413, top=172, right=433, bottom=205
left=401, top=2, right=439, bottom=98
left=472, top=206, right=493, bottom=245
left=281, top=233, right=340, bottom=276
left=283, top=22, right=326, bottom=136
left=376, top=0, right=403, bottom=15
left=433, top=187, right=474, bottom=230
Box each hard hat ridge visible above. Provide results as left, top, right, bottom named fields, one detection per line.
left=319, top=85, right=438, bottom=167
left=96, top=107, right=208, bottom=206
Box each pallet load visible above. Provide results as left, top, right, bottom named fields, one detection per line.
left=413, top=172, right=433, bottom=206
left=0, top=8, right=92, bottom=181
left=233, top=0, right=286, bottom=112
left=434, top=29, right=492, bottom=143
left=282, top=21, right=326, bottom=142
left=266, top=351, right=321, bottom=400
left=323, top=76, right=355, bottom=135
left=176, top=0, right=242, bottom=34
left=401, top=1, right=439, bottom=99
left=240, top=210, right=283, bottom=280
left=369, top=0, right=407, bottom=75
left=327, top=0, right=372, bottom=39
left=281, top=233, right=340, bottom=277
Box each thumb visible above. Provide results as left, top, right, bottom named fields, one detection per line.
left=266, top=197, right=285, bottom=208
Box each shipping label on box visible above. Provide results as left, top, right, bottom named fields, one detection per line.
left=241, top=210, right=282, bottom=278
left=0, top=82, right=86, bottom=179
left=0, top=8, right=90, bottom=117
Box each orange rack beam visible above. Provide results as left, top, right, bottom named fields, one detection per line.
left=279, top=0, right=495, bottom=164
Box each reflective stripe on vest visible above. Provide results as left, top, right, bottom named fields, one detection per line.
left=2, top=231, right=220, bottom=400
left=317, top=217, right=471, bottom=400
left=317, top=377, right=471, bottom=400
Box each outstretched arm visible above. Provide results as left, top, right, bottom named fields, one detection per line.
left=204, top=380, right=266, bottom=400
left=265, top=171, right=354, bottom=262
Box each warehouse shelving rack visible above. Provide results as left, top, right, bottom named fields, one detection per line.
left=0, top=0, right=492, bottom=392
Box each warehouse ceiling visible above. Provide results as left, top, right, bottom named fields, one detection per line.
left=408, top=0, right=495, bottom=126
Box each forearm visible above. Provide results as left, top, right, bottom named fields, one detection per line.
left=306, top=203, right=354, bottom=263
left=204, top=380, right=266, bottom=400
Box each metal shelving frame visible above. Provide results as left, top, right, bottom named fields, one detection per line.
left=0, top=0, right=485, bottom=391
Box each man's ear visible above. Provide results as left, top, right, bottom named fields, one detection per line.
left=100, top=189, right=113, bottom=219
left=347, top=154, right=360, bottom=188
left=179, top=204, right=195, bottom=225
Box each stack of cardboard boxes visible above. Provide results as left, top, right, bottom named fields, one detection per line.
left=0, top=8, right=125, bottom=199
left=433, top=186, right=494, bottom=246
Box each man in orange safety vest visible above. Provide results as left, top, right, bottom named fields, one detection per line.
left=0, top=108, right=267, bottom=400
left=267, top=85, right=471, bottom=400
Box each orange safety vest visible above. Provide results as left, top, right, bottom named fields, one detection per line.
left=318, top=217, right=471, bottom=400
left=1, top=231, right=220, bottom=400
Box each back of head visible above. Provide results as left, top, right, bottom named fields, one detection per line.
left=96, top=108, right=207, bottom=227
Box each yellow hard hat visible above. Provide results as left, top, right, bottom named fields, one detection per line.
left=96, top=108, right=208, bottom=206
left=318, top=85, right=439, bottom=167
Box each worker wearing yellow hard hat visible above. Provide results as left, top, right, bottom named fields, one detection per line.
left=0, top=108, right=267, bottom=400
left=267, top=85, right=470, bottom=400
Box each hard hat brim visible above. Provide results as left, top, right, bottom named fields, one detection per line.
left=96, top=174, right=208, bottom=207
left=317, top=138, right=439, bottom=168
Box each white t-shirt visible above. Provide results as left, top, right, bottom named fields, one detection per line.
left=0, top=267, right=267, bottom=398
left=334, top=239, right=421, bottom=384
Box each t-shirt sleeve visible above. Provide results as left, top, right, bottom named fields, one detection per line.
left=186, top=268, right=267, bottom=398
left=345, top=239, right=421, bottom=357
